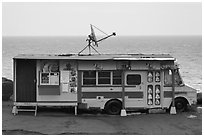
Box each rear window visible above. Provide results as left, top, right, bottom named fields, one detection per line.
left=127, top=74, right=141, bottom=85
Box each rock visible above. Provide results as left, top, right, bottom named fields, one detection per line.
left=197, top=107, right=202, bottom=113
left=197, top=92, right=202, bottom=105
left=2, top=77, right=13, bottom=101
left=187, top=115, right=197, bottom=119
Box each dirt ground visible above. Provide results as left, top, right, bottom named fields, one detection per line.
left=2, top=101, right=202, bottom=135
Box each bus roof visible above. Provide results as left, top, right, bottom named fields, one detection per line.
left=14, top=54, right=175, bottom=61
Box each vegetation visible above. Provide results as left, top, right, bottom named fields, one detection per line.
left=2, top=77, right=13, bottom=101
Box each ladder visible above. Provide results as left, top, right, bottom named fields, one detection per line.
left=12, top=103, right=38, bottom=116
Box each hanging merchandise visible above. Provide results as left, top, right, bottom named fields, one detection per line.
left=71, top=70, right=76, bottom=76
left=147, top=85, right=153, bottom=105
left=155, top=93, right=160, bottom=99
left=61, top=61, right=78, bottom=93
left=155, top=71, right=160, bottom=82
left=50, top=63, right=59, bottom=72
left=155, top=99, right=160, bottom=105
left=155, top=86, right=160, bottom=93
left=148, top=87, right=153, bottom=93
left=70, top=87, right=76, bottom=93
left=68, top=69, right=77, bottom=93
left=148, top=94, right=153, bottom=99
left=147, top=72, right=153, bottom=83
left=148, top=100, right=153, bottom=105
left=155, top=85, right=161, bottom=105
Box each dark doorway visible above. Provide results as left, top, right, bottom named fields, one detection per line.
left=16, top=59, right=36, bottom=102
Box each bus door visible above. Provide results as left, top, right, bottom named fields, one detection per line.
left=124, top=71, right=146, bottom=108
left=146, top=71, right=162, bottom=108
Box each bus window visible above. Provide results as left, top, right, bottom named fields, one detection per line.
left=113, top=71, right=122, bottom=85
left=127, top=74, right=141, bottom=85
left=164, top=69, right=183, bottom=86
left=164, top=70, right=172, bottom=86
left=83, top=71, right=96, bottom=85
left=98, top=71, right=111, bottom=85
left=175, top=69, right=183, bottom=86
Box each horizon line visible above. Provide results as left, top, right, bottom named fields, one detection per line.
left=2, top=34, right=202, bottom=37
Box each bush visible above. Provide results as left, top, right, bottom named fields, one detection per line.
left=197, top=92, right=202, bottom=105
left=2, top=77, right=13, bottom=101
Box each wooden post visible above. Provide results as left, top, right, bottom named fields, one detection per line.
left=170, top=68, right=176, bottom=114
left=120, top=70, right=127, bottom=116
left=13, top=59, right=16, bottom=102
left=121, top=70, right=125, bottom=109
left=77, top=71, right=82, bottom=103
left=75, top=106, right=77, bottom=115
left=172, top=68, right=175, bottom=107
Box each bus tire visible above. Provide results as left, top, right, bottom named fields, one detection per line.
left=175, top=98, right=188, bottom=112
left=104, top=100, right=122, bottom=115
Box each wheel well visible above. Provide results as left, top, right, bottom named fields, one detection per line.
left=175, top=96, right=189, bottom=105
left=169, top=97, right=189, bottom=109
left=104, top=99, right=122, bottom=109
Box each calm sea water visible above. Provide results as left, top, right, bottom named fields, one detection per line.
left=2, top=36, right=202, bottom=92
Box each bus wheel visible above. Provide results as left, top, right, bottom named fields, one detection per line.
left=105, top=100, right=122, bottom=115
left=175, top=98, right=187, bottom=112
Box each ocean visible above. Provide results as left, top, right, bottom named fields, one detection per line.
left=2, top=36, right=202, bottom=92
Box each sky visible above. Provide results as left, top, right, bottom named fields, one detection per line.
left=2, top=2, right=202, bottom=36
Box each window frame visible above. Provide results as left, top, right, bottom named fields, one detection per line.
left=40, top=72, right=60, bottom=85
left=98, top=71, right=111, bottom=85
left=82, top=71, right=97, bottom=86
left=164, top=69, right=184, bottom=87
left=112, top=71, right=122, bottom=85
left=126, top=74, right=142, bottom=86
left=39, top=60, right=60, bottom=86
left=82, top=70, right=123, bottom=86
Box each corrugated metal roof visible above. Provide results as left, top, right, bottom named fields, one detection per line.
left=13, top=54, right=175, bottom=61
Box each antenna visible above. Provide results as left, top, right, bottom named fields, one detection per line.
left=78, top=24, right=116, bottom=55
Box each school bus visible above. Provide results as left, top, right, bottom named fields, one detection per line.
left=12, top=54, right=197, bottom=115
